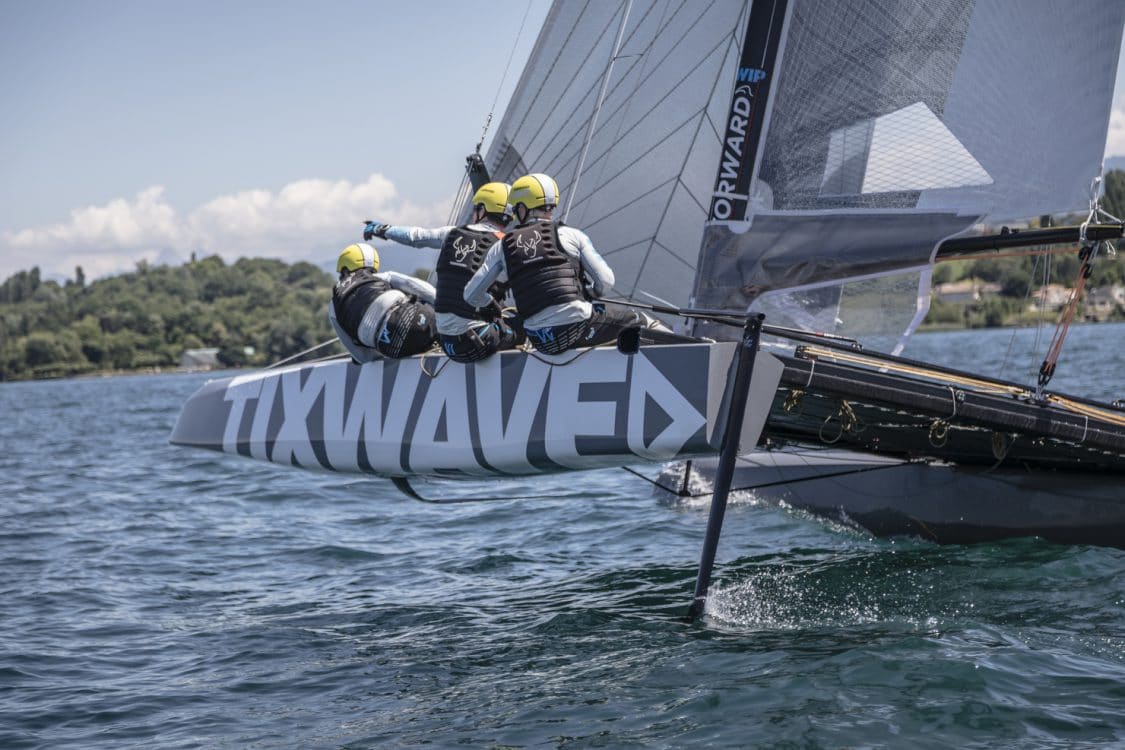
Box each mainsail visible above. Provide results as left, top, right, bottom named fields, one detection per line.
left=474, top=0, right=751, bottom=311
left=476, top=0, right=1124, bottom=351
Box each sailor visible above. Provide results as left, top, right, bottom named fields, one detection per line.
left=362, top=182, right=524, bottom=363
left=329, top=242, right=438, bottom=363
left=463, top=173, right=673, bottom=355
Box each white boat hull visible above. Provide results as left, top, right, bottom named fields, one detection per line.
left=171, top=343, right=783, bottom=479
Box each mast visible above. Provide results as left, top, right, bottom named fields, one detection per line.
left=707, top=0, right=790, bottom=222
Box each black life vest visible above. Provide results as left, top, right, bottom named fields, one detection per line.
left=501, top=219, right=584, bottom=320
left=332, top=268, right=391, bottom=340
left=434, top=225, right=503, bottom=319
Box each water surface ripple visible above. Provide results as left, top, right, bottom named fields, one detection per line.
left=2, top=324, right=1124, bottom=748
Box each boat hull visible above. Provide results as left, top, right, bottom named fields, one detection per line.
left=657, top=449, right=1125, bottom=549
left=170, top=343, right=783, bottom=479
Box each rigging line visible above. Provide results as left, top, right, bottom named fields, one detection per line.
left=946, top=386, right=959, bottom=420
left=1037, top=242, right=1099, bottom=393
left=565, top=0, right=635, bottom=222
left=265, top=338, right=341, bottom=369
left=419, top=352, right=450, bottom=379
left=999, top=249, right=1043, bottom=376
left=523, top=344, right=598, bottom=367
left=1079, top=174, right=1102, bottom=244
left=600, top=297, right=745, bottom=327
left=1096, top=206, right=1123, bottom=224
left=446, top=173, right=474, bottom=226
left=1023, top=251, right=1052, bottom=384
left=475, top=0, right=535, bottom=155
left=1053, top=181, right=1116, bottom=379
left=638, top=288, right=677, bottom=308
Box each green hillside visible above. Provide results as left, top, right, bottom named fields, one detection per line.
left=0, top=256, right=339, bottom=381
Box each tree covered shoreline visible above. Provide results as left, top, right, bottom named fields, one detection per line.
left=0, top=255, right=340, bottom=382
left=3, top=169, right=1124, bottom=383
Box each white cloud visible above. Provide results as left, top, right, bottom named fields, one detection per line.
left=0, top=174, right=453, bottom=282
left=1105, top=106, right=1125, bottom=159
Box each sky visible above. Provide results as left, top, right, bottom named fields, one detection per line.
left=0, top=0, right=551, bottom=282
left=2, top=1, right=1125, bottom=285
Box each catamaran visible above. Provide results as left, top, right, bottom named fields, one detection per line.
left=173, top=0, right=1125, bottom=554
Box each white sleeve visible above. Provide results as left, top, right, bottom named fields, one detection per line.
left=464, top=241, right=506, bottom=308
left=381, top=271, right=437, bottom=304
left=383, top=225, right=452, bottom=249
left=560, top=226, right=614, bottom=298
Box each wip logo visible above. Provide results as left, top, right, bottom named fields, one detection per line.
left=451, top=236, right=476, bottom=264
left=515, top=231, right=542, bottom=258
left=738, top=67, right=767, bottom=84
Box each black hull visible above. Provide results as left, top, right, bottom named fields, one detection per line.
left=657, top=449, right=1125, bottom=549
left=653, top=346, right=1125, bottom=549
left=765, top=350, right=1125, bottom=470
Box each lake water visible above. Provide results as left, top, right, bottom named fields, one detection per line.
left=2, top=323, right=1124, bottom=748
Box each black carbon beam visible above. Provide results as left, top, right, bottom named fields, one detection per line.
left=935, top=222, right=1124, bottom=259
left=687, top=314, right=766, bottom=622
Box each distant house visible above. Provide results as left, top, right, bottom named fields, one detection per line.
left=1084, top=284, right=1125, bottom=321
left=1029, top=284, right=1073, bottom=312
left=932, top=280, right=1002, bottom=304
left=179, top=347, right=220, bottom=371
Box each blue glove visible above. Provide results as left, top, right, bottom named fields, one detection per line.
left=363, top=220, right=389, bottom=241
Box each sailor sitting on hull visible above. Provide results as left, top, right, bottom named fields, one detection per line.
left=329, top=242, right=438, bottom=363
left=362, top=182, right=525, bottom=363
left=463, top=173, right=678, bottom=356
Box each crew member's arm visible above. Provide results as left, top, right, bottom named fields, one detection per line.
left=365, top=220, right=450, bottom=249
left=560, top=226, right=615, bottom=298
left=381, top=271, right=437, bottom=304
left=463, top=241, right=507, bottom=309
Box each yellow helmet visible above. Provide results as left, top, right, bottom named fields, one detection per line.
left=337, top=242, right=380, bottom=273
left=472, top=182, right=512, bottom=216
left=509, top=173, right=560, bottom=212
